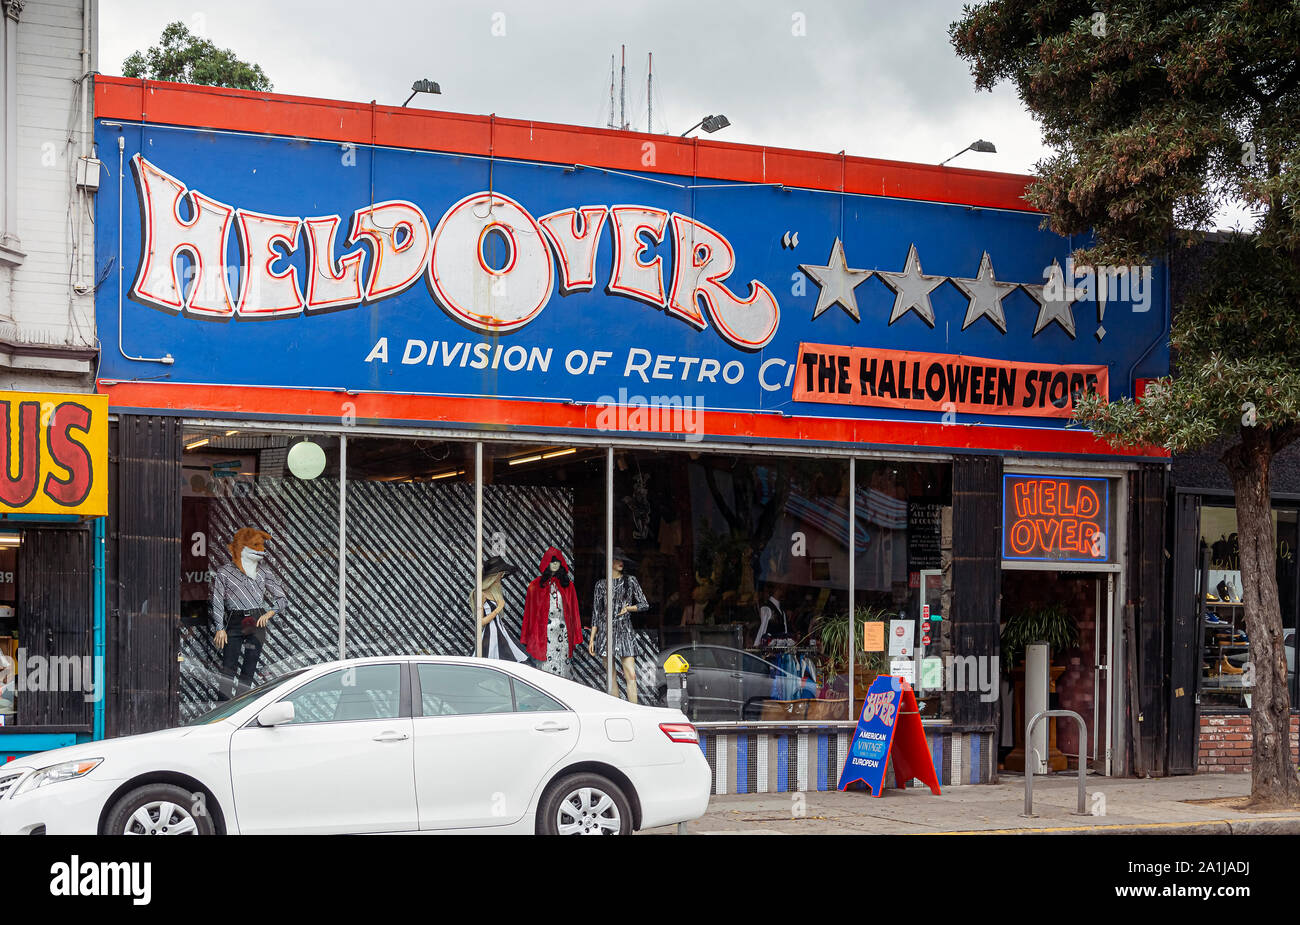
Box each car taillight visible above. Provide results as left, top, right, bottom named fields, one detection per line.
left=660, top=722, right=699, bottom=744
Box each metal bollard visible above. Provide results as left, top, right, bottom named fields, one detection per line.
left=1022, top=709, right=1088, bottom=817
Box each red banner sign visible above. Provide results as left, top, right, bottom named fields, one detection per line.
left=792, top=344, right=1108, bottom=419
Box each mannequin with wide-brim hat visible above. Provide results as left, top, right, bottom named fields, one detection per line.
left=591, top=548, right=649, bottom=702
left=471, top=555, right=529, bottom=663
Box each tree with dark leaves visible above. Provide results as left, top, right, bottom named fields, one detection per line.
left=952, top=1, right=1300, bottom=807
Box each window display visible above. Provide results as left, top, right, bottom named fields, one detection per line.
left=854, top=461, right=953, bottom=720
left=176, top=426, right=959, bottom=727
left=1197, top=503, right=1299, bottom=707
left=618, top=450, right=856, bottom=723
left=590, top=549, right=649, bottom=702
left=482, top=443, right=607, bottom=695
left=341, top=437, right=475, bottom=660
left=180, top=429, right=341, bottom=720
left=476, top=554, right=530, bottom=664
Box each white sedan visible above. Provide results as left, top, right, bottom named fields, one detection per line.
left=0, top=656, right=711, bottom=835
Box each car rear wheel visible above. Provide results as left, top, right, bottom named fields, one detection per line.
left=538, top=773, right=632, bottom=835
left=105, top=783, right=216, bottom=835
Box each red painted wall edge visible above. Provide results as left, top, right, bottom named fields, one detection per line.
left=93, top=76, right=1036, bottom=212
left=97, top=382, right=1168, bottom=459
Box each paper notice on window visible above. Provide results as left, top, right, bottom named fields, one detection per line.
left=889, top=619, right=915, bottom=658
left=891, top=659, right=916, bottom=685
left=863, top=621, right=885, bottom=652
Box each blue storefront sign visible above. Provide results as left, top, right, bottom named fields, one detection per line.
left=93, top=86, right=1169, bottom=454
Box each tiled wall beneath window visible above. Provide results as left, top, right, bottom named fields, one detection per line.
left=698, top=726, right=996, bottom=794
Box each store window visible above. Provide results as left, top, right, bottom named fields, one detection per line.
left=173, top=427, right=965, bottom=728
left=480, top=443, right=606, bottom=692
left=180, top=428, right=340, bottom=720
left=341, top=437, right=475, bottom=659
left=854, top=461, right=953, bottom=720
left=1199, top=503, right=1299, bottom=707
left=617, top=449, right=853, bottom=723
left=0, top=528, right=96, bottom=729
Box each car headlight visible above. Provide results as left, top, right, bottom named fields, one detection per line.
left=13, top=759, right=102, bottom=796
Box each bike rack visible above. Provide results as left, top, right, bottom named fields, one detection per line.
left=1023, top=709, right=1088, bottom=817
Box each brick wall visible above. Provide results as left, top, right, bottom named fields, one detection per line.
left=1198, top=713, right=1300, bottom=771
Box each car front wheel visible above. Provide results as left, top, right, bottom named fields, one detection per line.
left=538, top=773, right=632, bottom=835
left=105, top=783, right=216, bottom=835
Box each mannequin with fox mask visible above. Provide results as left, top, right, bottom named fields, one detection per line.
left=210, top=527, right=289, bottom=700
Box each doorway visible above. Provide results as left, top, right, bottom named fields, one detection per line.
left=0, top=527, right=94, bottom=729
left=997, top=569, right=1114, bottom=775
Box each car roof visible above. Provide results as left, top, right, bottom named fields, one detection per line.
left=292, top=654, right=519, bottom=670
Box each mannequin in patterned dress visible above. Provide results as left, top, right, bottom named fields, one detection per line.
left=590, top=549, right=649, bottom=703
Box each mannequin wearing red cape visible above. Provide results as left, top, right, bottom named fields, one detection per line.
left=521, top=547, right=583, bottom=671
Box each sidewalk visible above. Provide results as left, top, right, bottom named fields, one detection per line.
left=642, top=773, right=1300, bottom=835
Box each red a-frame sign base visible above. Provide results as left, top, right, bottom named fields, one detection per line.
left=838, top=675, right=942, bottom=797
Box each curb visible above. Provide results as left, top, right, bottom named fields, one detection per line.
left=930, top=816, right=1300, bottom=835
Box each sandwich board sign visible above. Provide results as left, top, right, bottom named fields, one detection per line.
left=838, top=674, right=941, bottom=796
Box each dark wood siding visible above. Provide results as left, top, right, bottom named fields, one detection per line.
left=1127, top=464, right=1168, bottom=776
left=951, top=455, right=1002, bottom=728
left=16, top=527, right=93, bottom=729
left=1166, top=491, right=1201, bottom=774
left=106, top=415, right=182, bottom=737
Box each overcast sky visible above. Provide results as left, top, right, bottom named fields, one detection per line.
left=99, top=1, right=1049, bottom=170
left=99, top=0, right=1247, bottom=228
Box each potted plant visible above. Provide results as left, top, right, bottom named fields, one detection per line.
left=1000, top=603, right=1080, bottom=672
left=810, top=605, right=891, bottom=703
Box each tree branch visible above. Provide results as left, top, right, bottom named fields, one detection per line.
left=1270, top=423, right=1300, bottom=455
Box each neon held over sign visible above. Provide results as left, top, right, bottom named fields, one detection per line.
left=1003, top=477, right=1109, bottom=561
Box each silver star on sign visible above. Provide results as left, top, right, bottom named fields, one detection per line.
left=878, top=244, right=946, bottom=327
left=951, top=251, right=1018, bottom=334
left=799, top=237, right=874, bottom=321
left=1022, top=259, right=1078, bottom=339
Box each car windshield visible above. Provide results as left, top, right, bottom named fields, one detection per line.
left=184, top=670, right=310, bottom=726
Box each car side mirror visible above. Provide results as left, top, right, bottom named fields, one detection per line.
left=256, top=701, right=295, bottom=727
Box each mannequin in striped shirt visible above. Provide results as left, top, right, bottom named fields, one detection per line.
left=210, top=527, right=288, bottom=699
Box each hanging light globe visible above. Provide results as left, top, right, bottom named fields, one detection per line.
left=287, top=440, right=327, bottom=480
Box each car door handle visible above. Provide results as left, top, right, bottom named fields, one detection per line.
left=372, top=731, right=409, bottom=743
left=534, top=721, right=571, bottom=732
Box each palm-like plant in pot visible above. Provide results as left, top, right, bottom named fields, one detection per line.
left=1000, top=602, right=1080, bottom=671
left=810, top=605, right=891, bottom=698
